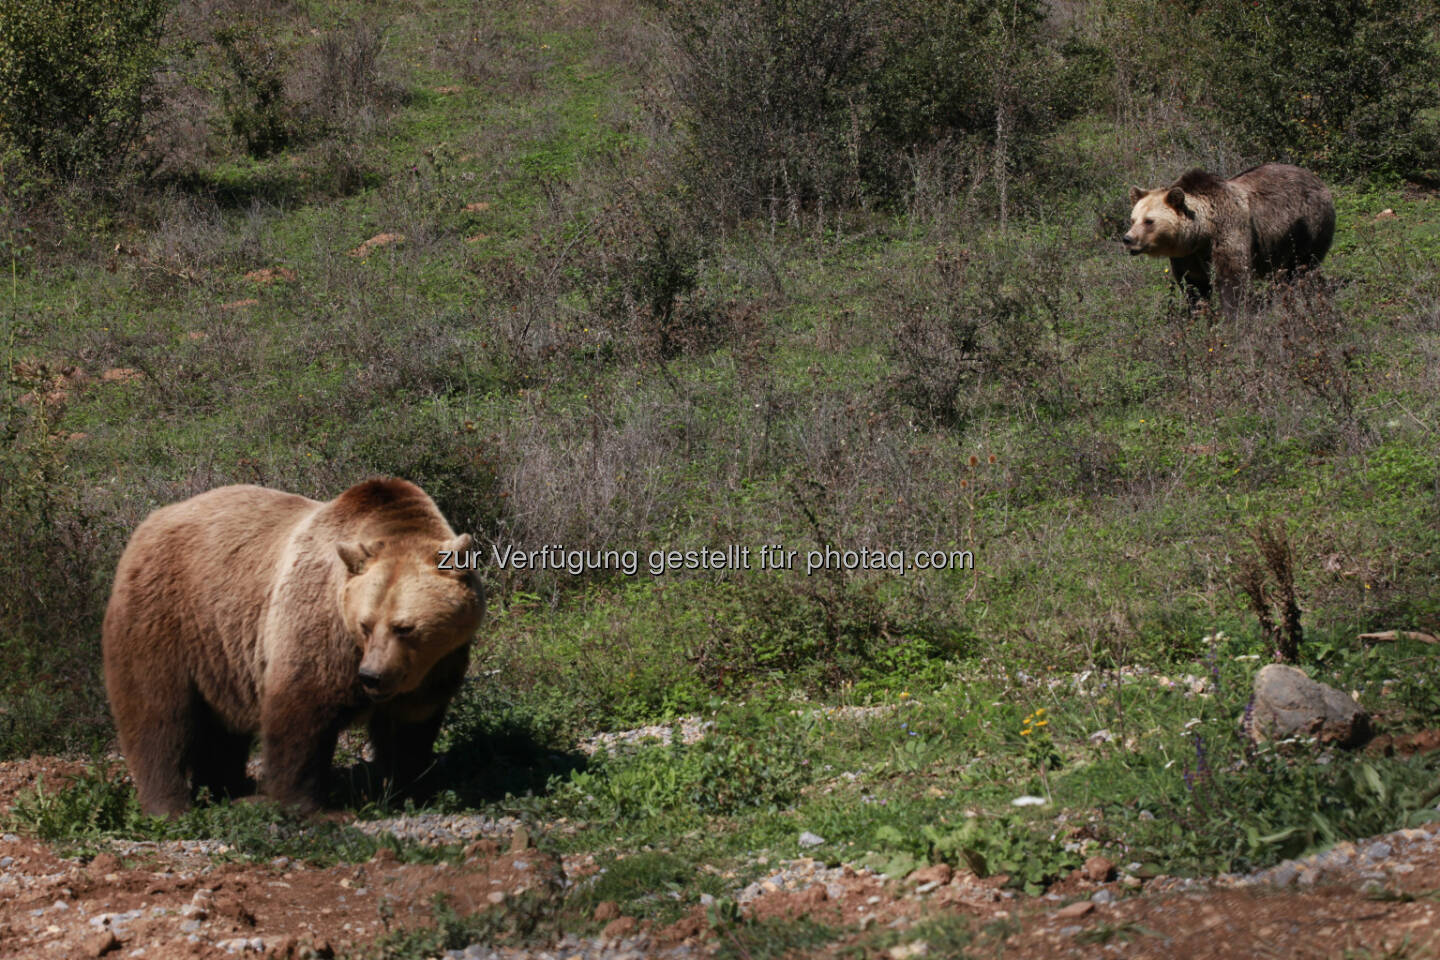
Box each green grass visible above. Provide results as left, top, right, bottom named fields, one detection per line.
left=5, top=763, right=456, bottom=866
left=5, top=0, right=1440, bottom=954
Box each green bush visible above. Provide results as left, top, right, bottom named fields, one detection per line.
left=655, top=0, right=1096, bottom=219
left=213, top=22, right=296, bottom=158
left=1197, top=0, right=1440, bottom=179
left=0, top=0, right=170, bottom=179
left=0, top=401, right=119, bottom=757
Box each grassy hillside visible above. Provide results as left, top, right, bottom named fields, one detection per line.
left=3, top=0, right=1440, bottom=952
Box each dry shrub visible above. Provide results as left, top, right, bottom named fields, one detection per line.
left=1235, top=520, right=1304, bottom=663
left=1138, top=275, right=1372, bottom=457
left=488, top=391, right=682, bottom=591
left=887, top=238, right=1076, bottom=430
left=439, top=9, right=548, bottom=93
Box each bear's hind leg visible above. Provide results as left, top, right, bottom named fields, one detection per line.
left=107, top=661, right=193, bottom=816
left=186, top=701, right=254, bottom=803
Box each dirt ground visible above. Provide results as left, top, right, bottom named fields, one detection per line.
left=4, top=757, right=1440, bottom=959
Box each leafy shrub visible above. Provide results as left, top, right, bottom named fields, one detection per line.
left=587, top=187, right=718, bottom=359
left=0, top=0, right=170, bottom=179
left=213, top=22, right=296, bottom=158
left=1196, top=0, right=1440, bottom=179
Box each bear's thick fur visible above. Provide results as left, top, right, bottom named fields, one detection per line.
left=1123, top=163, right=1335, bottom=312
left=102, top=478, right=485, bottom=816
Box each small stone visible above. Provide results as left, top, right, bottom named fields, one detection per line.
left=1056, top=901, right=1095, bottom=919
left=915, top=881, right=940, bottom=894
left=510, top=827, right=530, bottom=853
left=1090, top=888, right=1115, bottom=904
left=594, top=901, right=621, bottom=922
left=1269, top=862, right=1300, bottom=888
left=464, top=839, right=499, bottom=859
left=798, top=831, right=825, bottom=848
left=909, top=863, right=953, bottom=886
left=796, top=885, right=828, bottom=904
left=602, top=916, right=638, bottom=940
left=1364, top=842, right=1393, bottom=861
left=89, top=854, right=121, bottom=875
left=888, top=942, right=930, bottom=959
left=1083, top=856, right=1115, bottom=883
left=85, top=931, right=120, bottom=957
left=486, top=891, right=505, bottom=905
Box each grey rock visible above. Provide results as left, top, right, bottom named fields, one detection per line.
left=798, top=831, right=825, bottom=848
left=1365, top=842, right=1394, bottom=861
left=1090, top=888, right=1115, bottom=903
left=1269, top=862, right=1300, bottom=887
left=1251, top=664, right=1371, bottom=747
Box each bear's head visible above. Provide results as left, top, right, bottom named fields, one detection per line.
left=336, top=533, right=484, bottom=701
left=1123, top=184, right=1202, bottom=259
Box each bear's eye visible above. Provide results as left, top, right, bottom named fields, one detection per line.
left=360, top=621, right=374, bottom=637
left=391, top=623, right=415, bottom=637
left=1143, top=217, right=1154, bottom=226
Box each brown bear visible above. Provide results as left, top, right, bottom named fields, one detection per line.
left=102, top=477, right=485, bottom=816
left=1123, top=163, right=1335, bottom=313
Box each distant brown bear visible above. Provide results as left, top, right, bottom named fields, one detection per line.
left=102, top=478, right=485, bottom=816
left=1123, top=163, right=1335, bottom=313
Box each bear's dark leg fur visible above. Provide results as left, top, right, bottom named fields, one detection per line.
left=106, top=655, right=193, bottom=816
left=186, top=699, right=255, bottom=803
left=260, top=683, right=348, bottom=812
left=367, top=645, right=468, bottom=798
left=1169, top=254, right=1211, bottom=308
left=369, top=708, right=447, bottom=797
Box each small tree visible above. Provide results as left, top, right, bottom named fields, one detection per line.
left=0, top=0, right=170, bottom=180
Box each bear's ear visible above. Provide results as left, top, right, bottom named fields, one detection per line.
left=1128, top=186, right=1145, bottom=206
left=337, top=541, right=374, bottom=576
left=1164, top=186, right=1188, bottom=212
left=439, top=533, right=474, bottom=579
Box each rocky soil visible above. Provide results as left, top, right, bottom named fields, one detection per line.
left=5, top=747, right=1440, bottom=959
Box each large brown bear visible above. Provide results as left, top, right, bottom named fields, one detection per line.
left=1123, top=163, right=1335, bottom=313
left=102, top=478, right=485, bottom=816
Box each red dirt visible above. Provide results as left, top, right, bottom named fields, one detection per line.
left=7, top=753, right=1440, bottom=958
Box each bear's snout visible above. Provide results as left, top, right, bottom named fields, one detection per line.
left=357, top=665, right=393, bottom=699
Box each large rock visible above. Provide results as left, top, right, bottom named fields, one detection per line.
left=1251, top=664, right=1371, bottom=747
